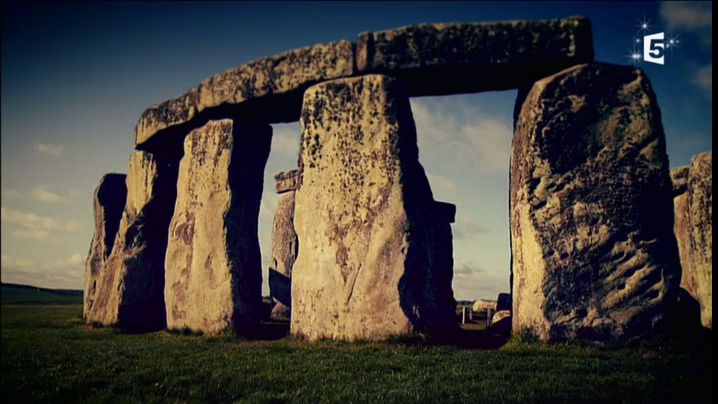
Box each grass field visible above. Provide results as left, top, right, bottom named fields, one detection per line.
left=1, top=287, right=712, bottom=403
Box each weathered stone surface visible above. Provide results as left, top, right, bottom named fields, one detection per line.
left=496, top=293, right=512, bottom=312
left=491, top=310, right=511, bottom=326
left=274, top=169, right=299, bottom=194
left=432, top=201, right=457, bottom=326
left=671, top=166, right=689, bottom=196
left=83, top=174, right=127, bottom=320
left=510, top=62, right=680, bottom=342
left=357, top=16, right=593, bottom=97
left=269, top=170, right=299, bottom=318
left=472, top=299, right=497, bottom=313
left=291, top=74, right=457, bottom=341
left=86, top=151, right=179, bottom=331
left=135, top=41, right=355, bottom=150
left=673, top=152, right=712, bottom=328
left=164, top=119, right=271, bottom=334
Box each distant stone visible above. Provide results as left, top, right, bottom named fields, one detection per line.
left=83, top=174, right=127, bottom=320
left=164, top=119, right=271, bottom=335
left=491, top=310, right=511, bottom=326
left=269, top=170, right=299, bottom=318
left=472, top=299, right=497, bottom=313
left=671, top=166, right=689, bottom=196
left=86, top=151, right=179, bottom=331
left=432, top=201, right=458, bottom=325
left=511, top=62, right=680, bottom=342
left=673, top=152, right=712, bottom=328
left=135, top=41, right=355, bottom=151
left=291, top=74, right=457, bottom=341
left=356, top=16, right=593, bottom=97
left=433, top=201, right=456, bottom=224
left=496, top=292, right=512, bottom=312
left=275, top=169, right=299, bottom=194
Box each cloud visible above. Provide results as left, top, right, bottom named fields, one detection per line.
left=426, top=172, right=457, bottom=195
left=1, top=207, right=83, bottom=243
left=692, top=64, right=712, bottom=98
left=411, top=98, right=513, bottom=173
left=34, top=143, right=64, bottom=156
left=660, top=2, right=712, bottom=46
left=31, top=185, right=67, bottom=203
left=451, top=260, right=509, bottom=301
left=3, top=189, right=24, bottom=199
left=1, top=253, right=86, bottom=289
left=272, top=128, right=301, bottom=158
left=453, top=214, right=488, bottom=239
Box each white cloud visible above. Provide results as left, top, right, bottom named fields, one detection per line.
left=31, top=185, right=67, bottom=203
left=3, top=189, right=24, bottom=199
left=453, top=214, right=488, bottom=239
left=452, top=259, right=509, bottom=301
left=271, top=125, right=300, bottom=158
left=34, top=142, right=64, bottom=156
left=426, top=172, right=457, bottom=195
left=1, top=207, right=83, bottom=243
left=411, top=98, right=512, bottom=173
left=1, top=253, right=86, bottom=289
left=661, top=2, right=712, bottom=46
left=692, top=64, right=712, bottom=98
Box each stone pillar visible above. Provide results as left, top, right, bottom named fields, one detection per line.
left=269, top=169, right=299, bottom=319
left=432, top=201, right=458, bottom=328
left=83, top=174, right=127, bottom=320
left=672, top=152, right=712, bottom=328
left=510, top=62, right=680, bottom=343
left=86, top=150, right=179, bottom=332
left=164, top=118, right=271, bottom=335
left=291, top=74, right=457, bottom=341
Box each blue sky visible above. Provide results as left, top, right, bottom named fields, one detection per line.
left=1, top=1, right=712, bottom=301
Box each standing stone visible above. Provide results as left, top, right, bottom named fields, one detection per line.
left=269, top=169, right=299, bottom=319
left=672, top=152, right=712, bottom=328
left=511, top=62, right=680, bottom=342
left=432, top=201, right=458, bottom=326
left=83, top=174, right=127, bottom=320
left=291, top=74, right=456, bottom=341
left=164, top=119, right=271, bottom=335
left=86, top=151, right=179, bottom=331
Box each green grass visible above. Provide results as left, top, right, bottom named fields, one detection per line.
left=1, top=289, right=712, bottom=403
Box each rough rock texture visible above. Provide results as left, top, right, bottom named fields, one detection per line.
left=496, top=293, right=512, bottom=312
left=86, top=151, right=179, bottom=331
left=472, top=299, right=497, bottom=313
left=491, top=310, right=511, bottom=326
left=269, top=170, right=299, bottom=318
left=672, top=152, right=712, bottom=328
left=83, top=174, right=127, bottom=320
left=510, top=62, right=680, bottom=343
left=431, top=201, right=457, bottom=325
left=291, top=74, right=457, bottom=341
left=164, top=119, right=271, bottom=334
left=357, top=16, right=593, bottom=97
left=135, top=41, right=355, bottom=151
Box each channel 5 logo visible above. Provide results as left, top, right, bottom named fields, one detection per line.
left=630, top=17, right=679, bottom=66
left=643, top=32, right=666, bottom=65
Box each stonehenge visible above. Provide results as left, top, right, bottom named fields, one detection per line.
left=511, top=62, right=681, bottom=342
left=672, top=152, right=712, bottom=328
left=83, top=174, right=127, bottom=320
left=86, top=151, right=178, bottom=331
left=83, top=15, right=709, bottom=343
left=290, top=74, right=456, bottom=341
left=268, top=169, right=299, bottom=319
left=164, top=119, right=271, bottom=334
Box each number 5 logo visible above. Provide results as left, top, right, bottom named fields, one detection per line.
left=643, top=32, right=665, bottom=65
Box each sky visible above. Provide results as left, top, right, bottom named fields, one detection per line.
left=1, top=1, right=712, bottom=301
